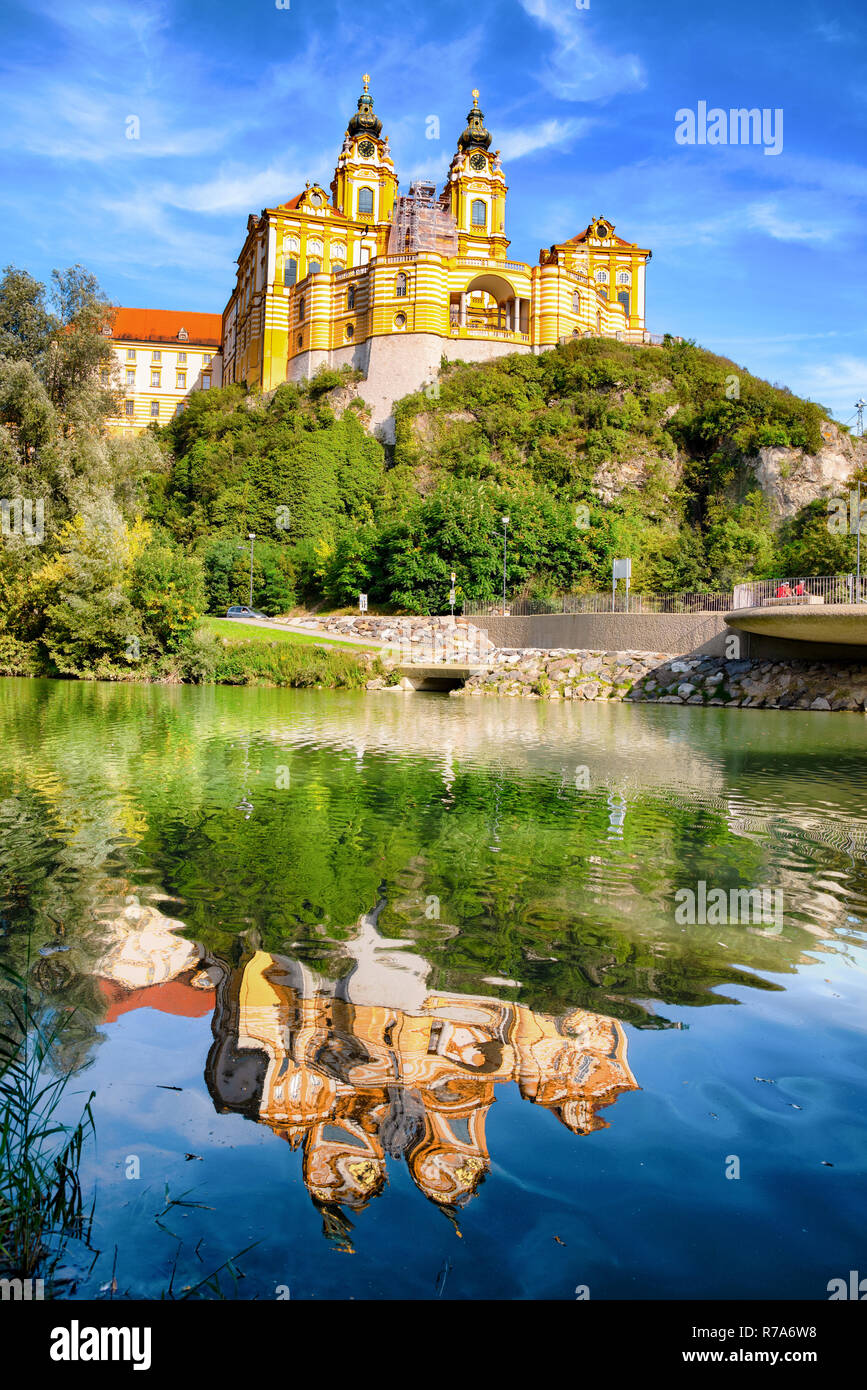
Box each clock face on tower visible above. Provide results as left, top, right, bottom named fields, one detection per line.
left=358, top=139, right=376, bottom=158
left=469, top=152, right=487, bottom=171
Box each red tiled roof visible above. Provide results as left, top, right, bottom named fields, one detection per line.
left=98, top=976, right=215, bottom=1023
left=111, top=307, right=222, bottom=347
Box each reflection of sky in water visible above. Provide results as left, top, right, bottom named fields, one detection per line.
left=1, top=679, right=867, bottom=1299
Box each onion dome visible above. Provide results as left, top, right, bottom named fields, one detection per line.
left=458, top=89, right=492, bottom=152
left=347, top=74, right=383, bottom=140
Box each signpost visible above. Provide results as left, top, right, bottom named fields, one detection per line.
left=359, top=593, right=368, bottom=614
left=612, top=558, right=631, bottom=612
left=449, top=571, right=456, bottom=622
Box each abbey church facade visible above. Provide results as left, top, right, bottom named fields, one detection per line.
left=220, top=78, right=653, bottom=440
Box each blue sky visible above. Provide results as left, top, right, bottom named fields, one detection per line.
left=0, top=0, right=865, bottom=422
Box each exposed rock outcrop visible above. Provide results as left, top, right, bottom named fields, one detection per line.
left=747, top=421, right=866, bottom=522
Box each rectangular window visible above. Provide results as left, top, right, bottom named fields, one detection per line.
left=150, top=401, right=160, bottom=418
left=202, top=374, right=211, bottom=389
left=124, top=400, right=134, bottom=417
left=203, top=353, right=213, bottom=365
left=126, top=348, right=136, bottom=361
left=126, top=370, right=135, bottom=386
left=283, top=259, right=297, bottom=287
left=298, top=297, right=305, bottom=321
left=151, top=370, right=160, bottom=388
left=177, top=351, right=187, bottom=364
left=151, top=350, right=161, bottom=362
left=176, top=372, right=186, bottom=389
left=100, top=369, right=109, bottom=385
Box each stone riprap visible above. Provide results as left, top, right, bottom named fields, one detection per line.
left=453, top=649, right=867, bottom=712
left=282, top=615, right=495, bottom=663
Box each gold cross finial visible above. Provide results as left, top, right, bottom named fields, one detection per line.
left=362, top=74, right=371, bottom=93
left=472, top=88, right=480, bottom=105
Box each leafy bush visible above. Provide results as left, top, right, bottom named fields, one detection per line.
left=128, top=542, right=205, bottom=652
left=209, top=636, right=378, bottom=688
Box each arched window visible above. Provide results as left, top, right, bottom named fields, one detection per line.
left=395, top=273, right=407, bottom=298
left=308, top=260, right=321, bottom=276
left=617, top=271, right=631, bottom=285
left=471, top=199, right=487, bottom=227
left=358, top=187, right=374, bottom=216
left=618, top=290, right=630, bottom=316
left=345, top=324, right=354, bottom=340
left=298, top=297, right=305, bottom=322
left=595, top=269, right=609, bottom=284
left=347, top=287, right=355, bottom=311
left=284, top=258, right=298, bottom=287
left=572, top=291, right=581, bottom=313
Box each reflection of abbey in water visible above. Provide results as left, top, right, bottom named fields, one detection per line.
left=204, top=906, right=637, bottom=1231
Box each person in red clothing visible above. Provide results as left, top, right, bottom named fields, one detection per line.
left=795, top=580, right=805, bottom=597
left=776, top=582, right=792, bottom=598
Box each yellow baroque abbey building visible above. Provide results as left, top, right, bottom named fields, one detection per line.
left=221, top=78, right=653, bottom=440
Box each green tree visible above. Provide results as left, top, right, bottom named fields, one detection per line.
left=128, top=542, right=206, bottom=652
left=38, top=501, right=141, bottom=676
left=0, top=265, right=57, bottom=371
left=45, top=265, right=117, bottom=424
left=775, top=498, right=855, bottom=578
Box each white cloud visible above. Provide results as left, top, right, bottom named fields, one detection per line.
left=497, top=116, right=593, bottom=161
left=517, top=0, right=646, bottom=101
left=796, top=356, right=867, bottom=409
left=157, top=159, right=333, bottom=216
left=746, top=202, right=834, bottom=243
left=814, top=18, right=845, bottom=43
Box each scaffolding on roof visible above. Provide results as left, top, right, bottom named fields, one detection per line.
left=388, top=181, right=459, bottom=257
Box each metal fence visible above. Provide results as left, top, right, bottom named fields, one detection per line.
left=463, top=576, right=861, bottom=618
left=463, top=591, right=735, bottom=617
left=731, top=576, right=857, bottom=608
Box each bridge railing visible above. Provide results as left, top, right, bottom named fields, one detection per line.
left=462, top=591, right=734, bottom=617
left=731, top=576, right=857, bottom=608
left=463, top=576, right=863, bottom=618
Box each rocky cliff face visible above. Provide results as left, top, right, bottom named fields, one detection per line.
left=590, top=420, right=866, bottom=520
left=746, top=422, right=867, bottom=522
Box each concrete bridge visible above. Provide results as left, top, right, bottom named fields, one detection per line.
left=395, top=661, right=488, bottom=691
left=724, top=603, right=867, bottom=661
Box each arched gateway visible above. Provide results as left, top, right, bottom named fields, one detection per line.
left=451, top=272, right=527, bottom=335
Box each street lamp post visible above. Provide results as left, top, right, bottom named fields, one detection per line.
left=248, top=533, right=256, bottom=607
left=857, top=483, right=862, bottom=604
left=501, top=515, right=510, bottom=616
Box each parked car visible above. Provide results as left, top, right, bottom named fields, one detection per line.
left=225, top=606, right=268, bottom=620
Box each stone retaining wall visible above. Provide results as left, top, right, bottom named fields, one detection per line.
left=285, top=615, right=495, bottom=663
left=454, top=648, right=867, bottom=712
